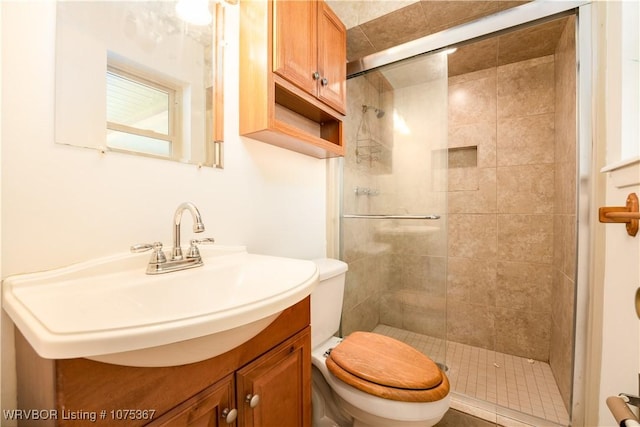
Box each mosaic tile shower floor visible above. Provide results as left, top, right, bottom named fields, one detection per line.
left=373, top=324, right=570, bottom=426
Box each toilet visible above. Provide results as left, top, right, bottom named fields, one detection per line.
left=311, top=258, right=450, bottom=427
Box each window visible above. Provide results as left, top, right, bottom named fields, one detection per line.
left=106, top=65, right=182, bottom=158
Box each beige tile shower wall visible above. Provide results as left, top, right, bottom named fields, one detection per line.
left=447, top=55, right=557, bottom=362
left=550, top=16, right=577, bottom=411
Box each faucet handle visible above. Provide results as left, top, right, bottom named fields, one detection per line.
left=187, top=238, right=215, bottom=259
left=192, top=237, right=215, bottom=245
left=131, top=243, right=154, bottom=253
left=131, top=242, right=167, bottom=264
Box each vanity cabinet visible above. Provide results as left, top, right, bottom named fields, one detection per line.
left=240, top=0, right=346, bottom=158
left=14, top=298, right=311, bottom=427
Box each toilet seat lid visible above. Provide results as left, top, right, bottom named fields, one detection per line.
left=328, top=331, right=442, bottom=390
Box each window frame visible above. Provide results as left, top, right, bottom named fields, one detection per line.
left=106, top=63, right=183, bottom=159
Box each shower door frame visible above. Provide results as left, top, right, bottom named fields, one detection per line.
left=329, top=1, right=595, bottom=424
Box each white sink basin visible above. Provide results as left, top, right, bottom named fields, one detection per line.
left=2, top=246, right=318, bottom=367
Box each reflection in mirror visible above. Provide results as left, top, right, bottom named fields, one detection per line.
left=55, top=1, right=226, bottom=168
left=106, top=65, right=176, bottom=157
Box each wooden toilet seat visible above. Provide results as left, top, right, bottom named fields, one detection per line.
left=326, top=331, right=450, bottom=402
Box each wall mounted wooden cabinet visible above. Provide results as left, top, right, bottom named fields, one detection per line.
left=240, top=0, right=346, bottom=158
left=15, top=298, right=312, bottom=427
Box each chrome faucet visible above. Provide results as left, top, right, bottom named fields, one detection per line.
left=131, top=202, right=215, bottom=274
left=172, top=202, right=205, bottom=260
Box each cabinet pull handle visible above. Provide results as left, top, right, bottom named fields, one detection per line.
left=321, top=77, right=328, bottom=86
left=312, top=71, right=320, bottom=80
left=245, top=393, right=260, bottom=408
left=221, top=408, right=238, bottom=424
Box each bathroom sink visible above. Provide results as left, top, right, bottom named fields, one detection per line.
left=2, top=246, right=318, bottom=367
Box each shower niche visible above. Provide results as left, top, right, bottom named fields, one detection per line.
left=447, top=145, right=479, bottom=192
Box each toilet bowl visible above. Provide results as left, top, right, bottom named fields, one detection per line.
left=311, top=259, right=450, bottom=427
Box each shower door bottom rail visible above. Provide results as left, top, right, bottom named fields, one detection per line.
left=342, top=214, right=441, bottom=220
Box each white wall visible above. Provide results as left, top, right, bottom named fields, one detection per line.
left=1, top=1, right=327, bottom=416
left=597, top=168, right=640, bottom=427
left=592, top=1, right=640, bottom=426
left=0, top=0, right=4, bottom=420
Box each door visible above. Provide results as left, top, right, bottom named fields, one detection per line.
left=149, top=375, right=236, bottom=427
left=317, top=0, right=346, bottom=113
left=236, top=328, right=311, bottom=427
left=273, top=0, right=318, bottom=96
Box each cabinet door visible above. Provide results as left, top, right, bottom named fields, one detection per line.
left=149, top=374, right=236, bottom=427
left=317, top=0, right=347, bottom=114
left=273, top=0, right=318, bottom=97
left=236, top=328, right=311, bottom=427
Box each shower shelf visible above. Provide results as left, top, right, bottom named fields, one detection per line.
left=355, top=104, right=386, bottom=165
left=355, top=139, right=383, bottom=164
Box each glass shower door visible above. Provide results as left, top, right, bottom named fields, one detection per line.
left=340, top=51, right=449, bottom=369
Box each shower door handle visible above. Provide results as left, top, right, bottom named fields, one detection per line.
left=343, top=214, right=441, bottom=220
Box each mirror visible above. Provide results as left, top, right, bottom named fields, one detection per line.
left=55, top=1, right=225, bottom=168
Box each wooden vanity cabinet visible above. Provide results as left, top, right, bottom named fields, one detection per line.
left=240, top=0, right=347, bottom=158
left=15, top=298, right=311, bottom=427
left=151, top=329, right=310, bottom=427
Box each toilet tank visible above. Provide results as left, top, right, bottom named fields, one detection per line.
left=311, top=259, right=348, bottom=348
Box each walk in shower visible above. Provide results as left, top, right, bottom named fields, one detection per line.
left=339, top=7, right=581, bottom=427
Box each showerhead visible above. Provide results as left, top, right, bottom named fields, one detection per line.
left=362, top=104, right=385, bottom=118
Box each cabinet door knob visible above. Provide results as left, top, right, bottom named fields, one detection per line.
left=312, top=71, right=320, bottom=80
left=245, top=393, right=260, bottom=408
left=321, top=77, right=328, bottom=86
left=221, top=408, right=237, bottom=424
